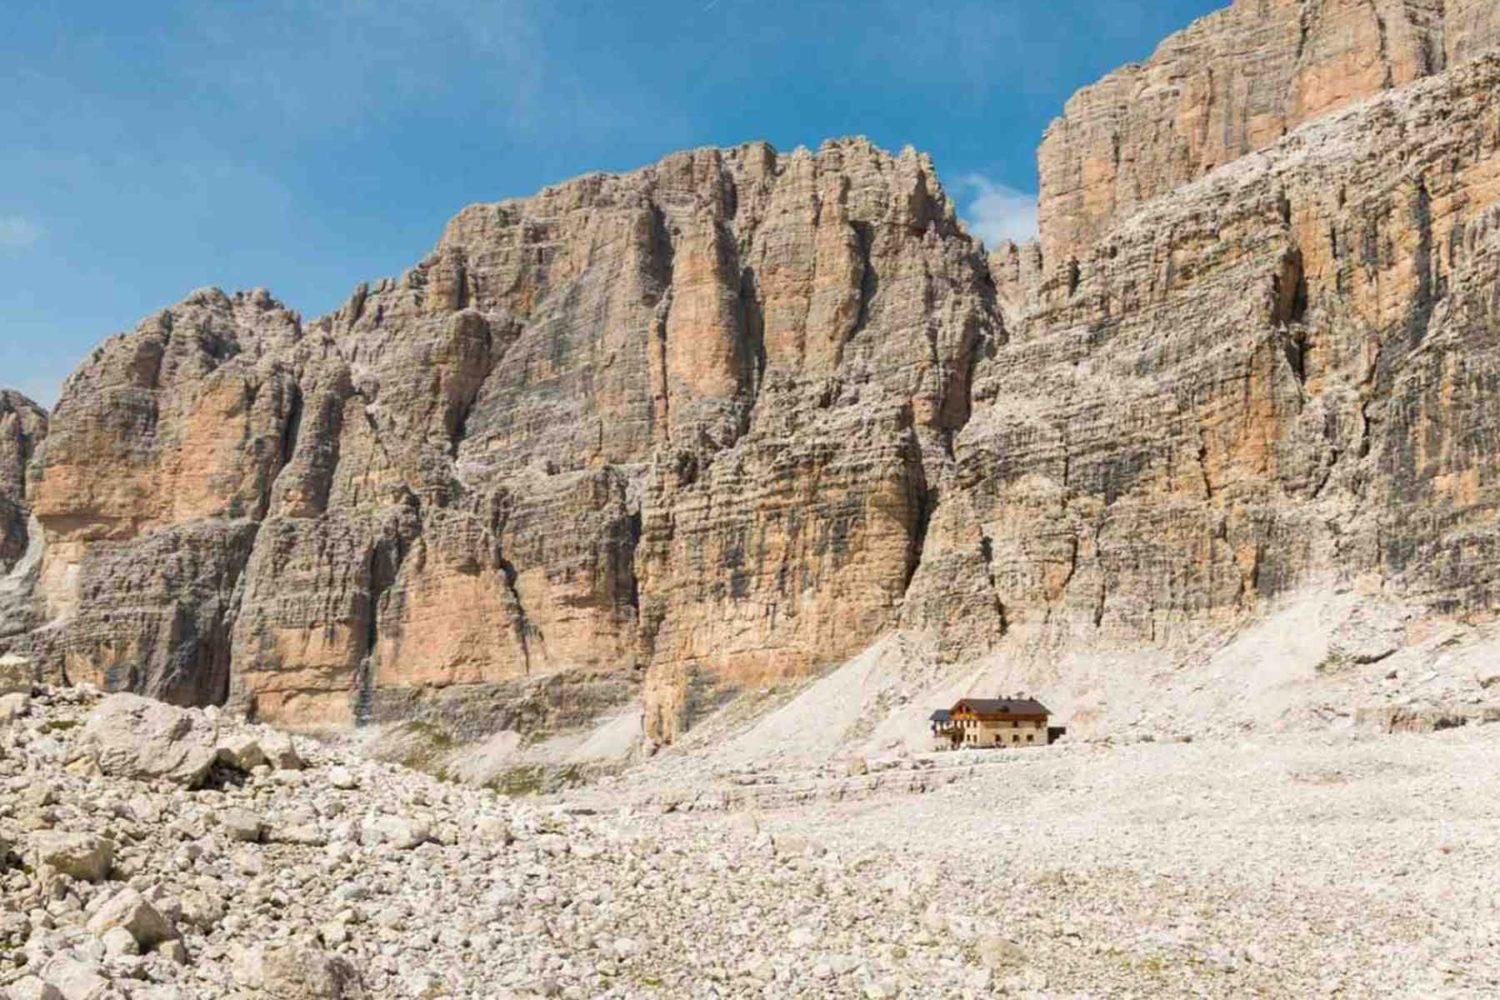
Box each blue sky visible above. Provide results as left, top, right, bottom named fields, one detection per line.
left=0, top=0, right=1222, bottom=407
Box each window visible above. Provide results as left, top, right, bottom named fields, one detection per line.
left=1027, top=733, right=1034, bottom=742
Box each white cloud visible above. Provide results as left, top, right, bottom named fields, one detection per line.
left=956, top=175, right=1038, bottom=247
left=0, top=216, right=43, bottom=249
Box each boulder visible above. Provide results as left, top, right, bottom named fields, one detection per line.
left=178, top=889, right=225, bottom=930
left=31, top=831, right=113, bottom=882
left=236, top=944, right=365, bottom=999
left=7, top=977, right=64, bottom=1000
left=0, top=654, right=32, bottom=695
left=770, top=832, right=823, bottom=858
left=360, top=815, right=432, bottom=851
left=81, top=694, right=219, bottom=788
left=39, top=953, right=109, bottom=1000
left=99, top=926, right=138, bottom=957
left=975, top=935, right=1027, bottom=970
left=474, top=816, right=513, bottom=845
left=260, top=730, right=304, bottom=770
left=327, top=766, right=358, bottom=790
left=217, top=808, right=264, bottom=844
left=85, top=887, right=176, bottom=950
left=266, top=823, right=326, bottom=846
left=0, top=691, right=30, bottom=725
left=214, top=734, right=267, bottom=772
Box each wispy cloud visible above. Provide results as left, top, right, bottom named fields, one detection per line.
left=956, top=175, right=1038, bottom=247
left=0, top=216, right=43, bottom=249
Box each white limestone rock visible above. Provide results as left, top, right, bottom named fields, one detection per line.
left=80, top=694, right=219, bottom=788
left=85, top=887, right=176, bottom=950
left=30, top=831, right=112, bottom=883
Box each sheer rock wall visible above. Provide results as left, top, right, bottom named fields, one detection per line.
left=1038, top=0, right=1500, bottom=261
left=0, top=390, right=46, bottom=577
left=0, top=390, right=47, bottom=654
left=914, top=55, right=1500, bottom=676
left=5, top=4, right=1500, bottom=745
left=18, top=141, right=998, bottom=740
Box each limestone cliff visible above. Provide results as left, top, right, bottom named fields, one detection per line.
left=5, top=1, right=1500, bottom=749
left=1038, top=0, right=1500, bottom=260
left=17, top=141, right=996, bottom=741
left=0, top=390, right=47, bottom=651
left=913, top=53, right=1500, bottom=686
left=0, top=390, right=46, bottom=577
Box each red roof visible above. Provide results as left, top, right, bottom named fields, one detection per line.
left=951, top=698, right=1050, bottom=720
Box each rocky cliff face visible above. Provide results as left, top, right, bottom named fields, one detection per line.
left=0, top=390, right=46, bottom=577
left=1037, top=0, right=1500, bottom=260
left=18, top=141, right=996, bottom=741
left=0, top=390, right=47, bottom=652
left=913, top=53, right=1500, bottom=691
left=6, top=1, right=1500, bottom=748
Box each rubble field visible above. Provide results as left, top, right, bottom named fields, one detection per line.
left=3, top=686, right=1497, bottom=998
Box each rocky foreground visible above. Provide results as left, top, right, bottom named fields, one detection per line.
left=3, top=687, right=1498, bottom=998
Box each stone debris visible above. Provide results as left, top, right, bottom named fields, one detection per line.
left=0, top=653, right=37, bottom=697
left=37, top=953, right=108, bottom=1000
left=213, top=735, right=267, bottom=773
left=4, top=684, right=1499, bottom=998
left=326, top=766, right=358, bottom=790
left=6, top=977, right=64, bottom=1000
left=237, top=943, right=365, bottom=998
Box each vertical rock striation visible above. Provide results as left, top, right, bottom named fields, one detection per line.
left=913, top=52, right=1500, bottom=678
left=6, top=1, right=1500, bottom=745
left=0, top=389, right=47, bottom=654
left=30, top=289, right=308, bottom=704
left=0, top=390, right=47, bottom=577
left=18, top=141, right=997, bottom=740
left=1037, top=0, right=1500, bottom=262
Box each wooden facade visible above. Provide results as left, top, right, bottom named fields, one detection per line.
left=932, top=697, right=1051, bottom=750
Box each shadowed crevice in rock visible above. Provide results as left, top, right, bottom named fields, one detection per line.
left=276, top=383, right=304, bottom=488
left=356, top=529, right=411, bottom=726
left=1408, top=174, right=1436, bottom=349
left=901, top=432, right=934, bottom=599
left=496, top=554, right=536, bottom=677
left=977, top=530, right=1009, bottom=636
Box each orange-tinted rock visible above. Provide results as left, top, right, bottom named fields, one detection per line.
left=21, top=140, right=996, bottom=739
left=10, top=6, right=1500, bottom=747
left=1037, top=0, right=1500, bottom=261
left=913, top=54, right=1500, bottom=677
